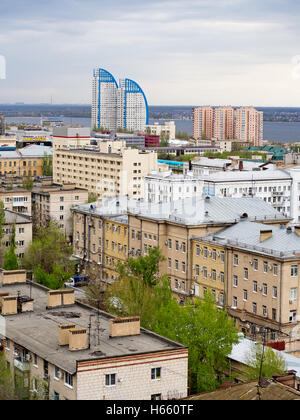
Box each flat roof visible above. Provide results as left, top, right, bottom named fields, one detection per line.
left=1, top=283, right=185, bottom=375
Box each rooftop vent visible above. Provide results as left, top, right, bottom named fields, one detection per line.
left=240, top=213, right=248, bottom=220
left=0, top=295, right=17, bottom=315
left=69, top=328, right=88, bottom=351
left=58, top=323, right=76, bottom=346
left=287, top=227, right=293, bottom=234
left=109, top=316, right=140, bottom=338
left=1, top=270, right=27, bottom=286
left=47, top=289, right=75, bottom=309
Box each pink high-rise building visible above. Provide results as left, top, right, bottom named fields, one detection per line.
left=193, top=106, right=263, bottom=146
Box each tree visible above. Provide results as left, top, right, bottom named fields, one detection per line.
left=42, top=153, right=53, bottom=176
left=0, top=353, right=16, bottom=400
left=22, top=221, right=75, bottom=276
left=3, top=224, right=19, bottom=270
left=33, top=264, right=73, bottom=290
left=88, top=192, right=98, bottom=203
left=244, top=342, right=287, bottom=381
left=22, top=175, right=33, bottom=191
left=118, top=246, right=165, bottom=287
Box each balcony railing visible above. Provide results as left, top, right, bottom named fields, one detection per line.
left=14, top=358, right=30, bottom=372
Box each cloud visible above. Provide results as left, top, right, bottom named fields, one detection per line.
left=0, top=0, right=299, bottom=105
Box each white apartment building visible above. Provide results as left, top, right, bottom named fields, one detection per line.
left=145, top=171, right=204, bottom=203
left=202, top=170, right=292, bottom=217
left=92, top=69, right=149, bottom=132
left=0, top=189, right=32, bottom=215
left=53, top=138, right=158, bottom=199
left=146, top=121, right=176, bottom=141
left=2, top=210, right=32, bottom=259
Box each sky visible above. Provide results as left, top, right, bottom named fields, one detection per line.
left=1, top=0, right=300, bottom=106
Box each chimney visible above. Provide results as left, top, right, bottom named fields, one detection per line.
left=1, top=270, right=27, bottom=286
left=109, top=316, right=141, bottom=338
left=58, top=324, right=76, bottom=346
left=68, top=328, right=88, bottom=351
left=47, top=289, right=75, bottom=309
left=273, top=371, right=296, bottom=390
left=260, top=229, right=273, bottom=242
left=287, top=227, right=293, bottom=234
left=0, top=296, right=18, bottom=315
left=295, top=226, right=300, bottom=237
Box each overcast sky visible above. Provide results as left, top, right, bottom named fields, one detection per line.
left=1, top=0, right=300, bottom=106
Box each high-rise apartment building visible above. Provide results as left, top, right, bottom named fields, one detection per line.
left=234, top=107, right=263, bottom=146
left=193, top=106, right=263, bottom=146
left=0, top=114, right=5, bottom=135
left=92, top=69, right=149, bottom=132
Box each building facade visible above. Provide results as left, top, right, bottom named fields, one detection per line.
left=0, top=278, right=188, bottom=400
left=53, top=138, right=158, bottom=199
left=145, top=121, right=176, bottom=141
left=2, top=210, right=32, bottom=259
left=92, top=68, right=149, bottom=132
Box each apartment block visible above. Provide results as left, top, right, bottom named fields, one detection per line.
left=2, top=210, right=32, bottom=259
left=145, top=121, right=176, bottom=141
left=191, top=221, right=300, bottom=348
left=53, top=139, right=158, bottom=199
left=71, top=196, right=289, bottom=301
left=32, top=181, right=88, bottom=240
left=0, top=277, right=188, bottom=400
left=0, top=188, right=32, bottom=215
left=193, top=106, right=263, bottom=146
left=0, top=145, right=52, bottom=177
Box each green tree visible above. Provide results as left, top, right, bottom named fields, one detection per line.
left=33, top=264, right=73, bottom=290
left=118, top=246, right=165, bottom=287
left=42, top=154, right=53, bottom=176
left=0, top=353, right=16, bottom=400
left=3, top=224, right=19, bottom=270
left=22, top=175, right=33, bottom=191
left=22, top=221, right=75, bottom=276
left=88, top=192, right=98, bottom=203
left=244, top=343, right=287, bottom=381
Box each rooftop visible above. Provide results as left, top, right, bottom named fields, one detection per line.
left=72, top=196, right=289, bottom=226
left=194, top=221, right=300, bottom=258
left=4, top=209, right=31, bottom=225
left=185, top=379, right=300, bottom=400
left=1, top=282, right=185, bottom=375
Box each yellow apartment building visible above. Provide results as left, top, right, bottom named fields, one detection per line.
left=53, top=139, right=158, bottom=199
left=0, top=145, right=52, bottom=177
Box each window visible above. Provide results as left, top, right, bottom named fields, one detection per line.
left=263, top=262, right=268, bottom=273
left=253, top=302, right=257, bottom=314
left=195, top=265, right=200, bottom=276
left=220, top=251, right=225, bottom=263
left=174, top=279, right=179, bottom=289
left=263, top=305, right=267, bottom=317
left=272, top=309, right=277, bottom=321
left=33, top=354, right=38, bottom=367
left=232, top=297, right=237, bottom=308
left=273, top=286, right=278, bottom=299
left=196, top=245, right=200, bottom=256
left=64, top=372, right=73, bottom=388
left=175, top=240, right=179, bottom=251
left=263, top=283, right=268, bottom=296
left=234, top=254, right=239, bottom=266
left=175, top=260, right=179, bottom=271
left=54, top=366, right=60, bottom=380
left=212, top=249, right=217, bottom=261
left=204, top=247, right=208, bottom=258
left=182, top=262, right=186, bottom=273
left=168, top=239, right=172, bottom=249
left=219, top=293, right=224, bottom=306
left=203, top=267, right=207, bottom=279
left=151, top=367, right=161, bottom=380
left=151, top=394, right=162, bottom=400
left=105, top=374, right=116, bottom=387
left=290, top=288, right=298, bottom=301
left=220, top=272, right=225, bottom=283
left=244, top=268, right=248, bottom=280
left=253, top=281, right=258, bottom=293
left=182, top=242, right=186, bottom=253
left=212, top=269, right=216, bottom=281
left=168, top=258, right=171, bottom=269
left=273, top=264, right=278, bottom=276
left=60, top=197, right=64, bottom=202
left=291, top=265, right=298, bottom=277
left=243, top=290, right=248, bottom=301
left=290, top=311, right=297, bottom=323
left=233, top=275, right=238, bottom=288
left=53, top=391, right=60, bottom=401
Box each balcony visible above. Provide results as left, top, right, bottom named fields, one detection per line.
left=14, top=358, right=30, bottom=372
